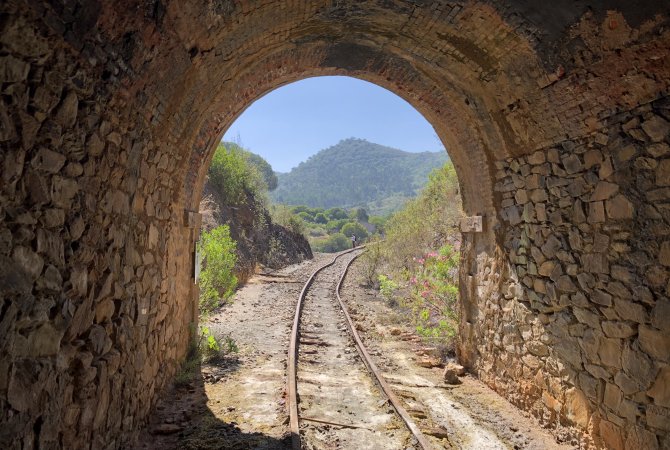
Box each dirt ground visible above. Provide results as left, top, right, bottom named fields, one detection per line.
left=136, top=254, right=578, bottom=450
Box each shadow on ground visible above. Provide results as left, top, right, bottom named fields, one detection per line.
left=136, top=360, right=291, bottom=450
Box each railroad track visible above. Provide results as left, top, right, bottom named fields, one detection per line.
left=287, top=248, right=432, bottom=449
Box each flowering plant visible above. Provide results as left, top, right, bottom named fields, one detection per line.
left=406, top=244, right=459, bottom=343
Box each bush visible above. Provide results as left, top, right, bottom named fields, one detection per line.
left=271, top=204, right=306, bottom=235
left=378, top=274, right=398, bottom=304
left=314, top=212, right=328, bottom=224
left=368, top=216, right=386, bottom=235
left=351, top=207, right=369, bottom=223
left=326, top=207, right=349, bottom=220
left=361, top=162, right=462, bottom=353
left=198, top=326, right=239, bottom=362
left=208, top=144, right=266, bottom=205
left=325, top=219, right=348, bottom=233
left=199, top=225, right=238, bottom=315
left=341, top=222, right=368, bottom=241
left=360, top=238, right=383, bottom=287
left=406, top=244, right=459, bottom=347
left=313, top=232, right=351, bottom=252
left=297, top=211, right=313, bottom=222
left=382, top=162, right=461, bottom=271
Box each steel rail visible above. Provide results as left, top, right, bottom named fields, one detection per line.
left=335, top=252, right=433, bottom=450
left=287, top=247, right=361, bottom=449
left=288, top=246, right=433, bottom=449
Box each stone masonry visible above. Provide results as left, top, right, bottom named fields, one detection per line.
left=0, top=1, right=668, bottom=449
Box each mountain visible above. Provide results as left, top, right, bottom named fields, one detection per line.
left=270, top=138, right=450, bottom=216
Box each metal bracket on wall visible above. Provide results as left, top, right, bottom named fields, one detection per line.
left=460, top=215, right=483, bottom=233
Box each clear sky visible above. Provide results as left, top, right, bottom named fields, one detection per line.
left=222, top=76, right=445, bottom=173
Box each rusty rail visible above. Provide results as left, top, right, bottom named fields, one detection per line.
left=287, top=247, right=360, bottom=449
left=335, top=251, right=432, bottom=450
left=287, top=247, right=432, bottom=449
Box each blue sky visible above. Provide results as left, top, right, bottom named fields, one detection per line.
left=223, top=76, right=445, bottom=172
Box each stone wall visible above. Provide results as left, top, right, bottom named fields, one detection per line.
left=0, top=4, right=197, bottom=448
left=473, top=99, right=670, bottom=448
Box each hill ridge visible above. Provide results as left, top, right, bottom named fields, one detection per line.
left=271, top=138, right=449, bottom=215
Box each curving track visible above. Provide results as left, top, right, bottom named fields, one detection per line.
left=287, top=249, right=432, bottom=449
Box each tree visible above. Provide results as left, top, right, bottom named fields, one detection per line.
left=314, top=233, right=351, bottom=252
left=208, top=144, right=265, bottom=205
left=369, top=216, right=386, bottom=234
left=326, top=207, right=349, bottom=220
left=341, top=222, right=368, bottom=241
left=314, top=212, right=328, bottom=224
left=326, top=219, right=348, bottom=233
left=221, top=141, right=278, bottom=191
left=351, top=208, right=369, bottom=223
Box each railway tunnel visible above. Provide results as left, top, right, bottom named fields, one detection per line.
left=1, top=0, right=669, bottom=448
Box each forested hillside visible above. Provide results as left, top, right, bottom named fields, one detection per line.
left=271, top=138, right=449, bottom=215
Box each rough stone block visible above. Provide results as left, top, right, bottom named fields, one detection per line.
left=598, top=338, right=622, bottom=368
left=602, top=321, right=636, bottom=339
left=31, top=148, right=67, bottom=173
left=646, top=405, right=670, bottom=431
left=588, top=201, right=605, bottom=223
left=641, top=116, right=670, bottom=142
left=564, top=387, right=590, bottom=428
left=582, top=253, right=608, bottom=274
left=584, top=149, right=603, bottom=168
left=527, top=150, right=546, bottom=165
left=657, top=160, right=670, bottom=186
left=613, top=298, right=647, bottom=324
left=591, top=181, right=619, bottom=201
left=625, top=426, right=659, bottom=450
left=599, top=419, right=624, bottom=450
left=604, top=382, right=623, bottom=411
left=651, top=299, right=670, bottom=331
left=648, top=367, right=670, bottom=408
left=638, top=326, right=670, bottom=362
left=606, top=194, right=635, bottom=220
left=660, top=241, right=670, bottom=266
left=592, top=289, right=613, bottom=307
left=614, top=370, right=641, bottom=395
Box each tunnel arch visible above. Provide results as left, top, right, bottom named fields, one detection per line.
left=1, top=1, right=669, bottom=449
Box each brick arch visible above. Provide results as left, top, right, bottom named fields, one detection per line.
left=1, top=1, right=669, bottom=449
left=182, top=47, right=508, bottom=224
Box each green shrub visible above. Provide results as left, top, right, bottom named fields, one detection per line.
left=297, top=211, right=314, bottom=222
left=378, top=274, right=398, bottom=303
left=199, top=225, right=238, bottom=315
left=405, top=244, right=459, bottom=347
left=270, top=204, right=306, bottom=235
left=362, top=162, right=462, bottom=353
left=341, top=222, right=368, bottom=241
left=326, top=207, right=349, bottom=220
left=208, top=144, right=266, bottom=205
left=361, top=239, right=383, bottom=287
left=228, top=143, right=278, bottom=191
left=314, top=212, right=328, bottom=224
left=325, top=219, right=348, bottom=233
left=351, top=207, right=369, bottom=223
left=368, top=216, right=386, bottom=235
left=382, top=162, right=461, bottom=272
left=313, top=232, right=351, bottom=252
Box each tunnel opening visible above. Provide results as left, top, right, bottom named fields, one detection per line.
left=156, top=75, right=468, bottom=447
left=0, top=1, right=668, bottom=449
